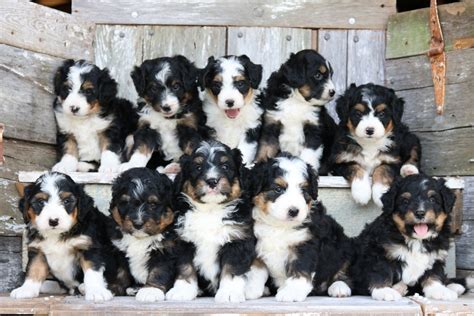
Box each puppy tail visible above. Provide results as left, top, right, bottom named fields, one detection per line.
left=446, top=277, right=474, bottom=295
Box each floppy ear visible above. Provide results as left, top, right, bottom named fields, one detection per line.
left=175, top=55, right=199, bottom=91
left=76, top=184, right=95, bottom=223
left=173, top=154, right=193, bottom=195
left=437, top=178, right=456, bottom=213
left=54, top=59, right=75, bottom=96
left=131, top=64, right=146, bottom=96
left=240, top=55, right=263, bottom=89
left=246, top=161, right=270, bottom=197
left=390, top=90, right=405, bottom=125
left=18, top=185, right=34, bottom=223
left=281, top=53, right=306, bottom=87
left=155, top=171, right=174, bottom=203
left=306, top=164, right=319, bottom=200
left=98, top=68, right=118, bottom=103
left=381, top=178, right=401, bottom=214
left=232, top=148, right=243, bottom=170
left=198, top=56, right=216, bottom=91
left=336, top=83, right=357, bottom=124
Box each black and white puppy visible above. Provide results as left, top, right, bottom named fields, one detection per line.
left=11, top=172, right=131, bottom=301
left=256, top=50, right=337, bottom=174
left=109, top=168, right=178, bottom=302
left=169, top=140, right=255, bottom=302
left=350, top=174, right=473, bottom=301
left=53, top=60, right=138, bottom=173
left=330, top=83, right=421, bottom=207
left=247, top=153, right=353, bottom=302
left=121, top=56, right=208, bottom=173
left=199, top=55, right=263, bottom=165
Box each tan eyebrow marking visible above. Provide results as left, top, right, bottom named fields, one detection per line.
left=354, top=103, right=365, bottom=111
left=319, top=65, right=327, bottom=73
left=274, top=177, right=288, bottom=188
left=400, top=192, right=411, bottom=199
left=375, top=103, right=386, bottom=111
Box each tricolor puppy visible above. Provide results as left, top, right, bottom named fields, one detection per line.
left=256, top=50, right=337, bottom=173
left=169, top=140, right=256, bottom=302
left=330, top=83, right=421, bottom=207
left=247, top=153, right=353, bottom=302
left=53, top=59, right=138, bottom=173
left=11, top=172, right=131, bottom=301
left=199, top=55, right=263, bottom=165
left=350, top=174, right=473, bottom=301
left=120, top=56, right=209, bottom=173
left=109, top=168, right=178, bottom=302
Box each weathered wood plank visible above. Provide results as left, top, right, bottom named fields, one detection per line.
left=463, top=177, right=474, bottom=221
left=94, top=25, right=144, bottom=103
left=0, top=178, right=23, bottom=237
left=0, top=44, right=61, bottom=144
left=142, top=26, right=226, bottom=68
left=318, top=29, right=348, bottom=122
left=0, top=236, right=22, bottom=292
left=386, top=2, right=474, bottom=59
left=0, top=294, right=57, bottom=315
left=0, top=0, right=95, bottom=60
left=398, top=81, right=474, bottom=132
left=456, top=220, right=474, bottom=270
left=72, top=0, right=395, bottom=30
left=347, top=30, right=385, bottom=86
left=386, top=48, right=474, bottom=91
left=227, top=27, right=312, bottom=85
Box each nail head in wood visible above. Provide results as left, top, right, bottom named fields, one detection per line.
left=324, top=33, right=330, bottom=40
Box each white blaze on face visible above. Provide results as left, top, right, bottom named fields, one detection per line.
left=217, top=57, right=246, bottom=111
left=269, top=157, right=310, bottom=223
left=155, top=62, right=180, bottom=117
left=62, top=63, right=94, bottom=116
left=354, top=90, right=386, bottom=139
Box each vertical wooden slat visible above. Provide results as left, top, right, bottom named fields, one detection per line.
left=227, top=27, right=312, bottom=85
left=94, top=25, right=144, bottom=103
left=347, top=30, right=385, bottom=86
left=311, top=30, right=318, bottom=51
left=142, top=26, right=226, bottom=68
left=318, top=29, right=349, bottom=121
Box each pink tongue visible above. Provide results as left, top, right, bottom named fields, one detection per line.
left=414, top=224, right=429, bottom=237
left=225, top=109, right=240, bottom=119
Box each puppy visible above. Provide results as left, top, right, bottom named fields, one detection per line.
left=168, top=140, right=255, bottom=302
left=199, top=55, right=263, bottom=165
left=53, top=59, right=138, bottom=173
left=330, top=83, right=421, bottom=207
left=120, top=55, right=209, bottom=173
left=256, top=50, right=337, bottom=174
left=350, top=174, right=473, bottom=301
left=247, top=153, right=353, bottom=302
left=109, top=168, right=178, bottom=302
left=11, top=172, right=130, bottom=301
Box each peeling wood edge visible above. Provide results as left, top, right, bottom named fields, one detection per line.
left=17, top=172, right=465, bottom=189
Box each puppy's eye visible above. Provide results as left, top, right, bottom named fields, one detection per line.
left=235, top=81, right=246, bottom=88
left=149, top=85, right=159, bottom=93
left=63, top=198, right=74, bottom=206
left=355, top=110, right=363, bottom=118
left=84, top=88, right=94, bottom=96
left=34, top=200, right=46, bottom=207
left=274, top=186, right=284, bottom=193
left=429, top=196, right=437, bottom=203
left=212, top=81, right=222, bottom=88
left=148, top=202, right=157, bottom=208
left=196, top=165, right=202, bottom=171
left=221, top=164, right=229, bottom=171
left=377, top=111, right=385, bottom=118
left=172, top=82, right=182, bottom=91
left=314, top=73, right=322, bottom=80
left=402, top=198, right=410, bottom=205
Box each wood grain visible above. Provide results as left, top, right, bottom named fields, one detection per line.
left=0, top=0, right=95, bottom=60
left=462, top=177, right=474, bottom=221
left=72, top=0, right=396, bottom=30
left=227, top=27, right=312, bottom=85
left=456, top=220, right=474, bottom=270
left=0, top=236, right=22, bottom=292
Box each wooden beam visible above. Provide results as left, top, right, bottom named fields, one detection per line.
left=0, top=237, right=22, bottom=292
left=72, top=0, right=395, bottom=30
left=0, top=0, right=95, bottom=60
left=456, top=220, right=474, bottom=270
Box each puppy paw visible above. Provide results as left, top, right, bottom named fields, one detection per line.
left=98, top=162, right=120, bottom=173
left=351, top=177, right=372, bottom=205
left=85, top=286, right=113, bottom=302
left=161, top=162, right=181, bottom=174
left=275, top=278, right=312, bottom=302
left=10, top=284, right=41, bottom=299
left=424, top=282, right=458, bottom=301
left=126, top=287, right=139, bottom=296
left=372, top=183, right=389, bottom=208
left=447, top=283, right=466, bottom=296
left=400, top=164, right=419, bottom=177
left=98, top=150, right=121, bottom=173
left=52, top=158, right=78, bottom=173
left=245, top=283, right=266, bottom=300
left=136, top=287, right=165, bottom=302
left=328, top=281, right=352, bottom=298
left=215, top=286, right=246, bottom=303
left=166, top=280, right=198, bottom=301
left=371, top=287, right=402, bottom=301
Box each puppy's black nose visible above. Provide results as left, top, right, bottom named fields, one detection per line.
left=366, top=127, right=375, bottom=136
left=329, top=89, right=335, bottom=97
left=162, top=105, right=171, bottom=112
left=133, top=222, right=144, bottom=229
left=70, top=106, right=79, bottom=114
left=49, top=218, right=59, bottom=227
left=288, top=208, right=299, bottom=218
left=206, top=178, right=219, bottom=188
left=225, top=99, right=235, bottom=108
left=415, top=210, right=425, bottom=219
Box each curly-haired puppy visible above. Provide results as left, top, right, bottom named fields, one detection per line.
left=120, top=56, right=209, bottom=173
left=330, top=83, right=421, bottom=207
left=169, top=140, right=255, bottom=302
left=199, top=55, right=263, bottom=165
left=11, top=172, right=131, bottom=301
left=52, top=59, right=138, bottom=173
left=247, top=153, right=353, bottom=302
left=350, top=174, right=473, bottom=301
left=256, top=50, right=337, bottom=173
left=109, top=168, right=178, bottom=302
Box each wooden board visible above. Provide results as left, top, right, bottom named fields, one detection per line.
left=142, top=26, right=226, bottom=68
left=456, top=220, right=474, bottom=270
left=0, top=0, right=95, bottom=60
left=463, top=177, right=474, bottom=221
left=410, top=293, right=474, bottom=316
left=227, top=27, right=312, bottom=85
left=0, top=44, right=62, bottom=144
left=72, top=0, right=396, bottom=30
left=386, top=2, right=474, bottom=59
left=0, top=237, right=22, bottom=292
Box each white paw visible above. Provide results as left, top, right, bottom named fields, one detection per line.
left=78, top=283, right=85, bottom=295
left=328, top=281, right=352, bottom=298
left=162, top=162, right=181, bottom=174
left=371, top=287, right=402, bottom=301
left=126, top=287, right=139, bottom=296
left=372, top=183, right=389, bottom=208
left=10, top=284, right=41, bottom=299
left=424, top=282, right=458, bottom=301
left=447, top=283, right=465, bottom=296
left=275, top=278, right=312, bottom=302
left=351, top=176, right=372, bottom=205
left=99, top=150, right=121, bottom=173
left=400, top=164, right=419, bottom=177
left=244, top=264, right=268, bottom=300
left=119, top=162, right=135, bottom=173
left=136, top=287, right=165, bottom=302
left=85, top=286, right=113, bottom=302
left=215, top=276, right=246, bottom=303
left=245, top=282, right=266, bottom=300
left=52, top=154, right=78, bottom=173
left=166, top=280, right=198, bottom=301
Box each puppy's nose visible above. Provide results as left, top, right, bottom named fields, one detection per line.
left=329, top=89, right=335, bottom=97
left=162, top=105, right=171, bottom=112
left=366, top=127, right=375, bottom=136
left=225, top=99, right=235, bottom=108
left=415, top=210, right=425, bottom=219
left=133, top=222, right=144, bottom=229
left=49, top=218, right=59, bottom=227
left=206, top=178, right=219, bottom=188
left=288, top=208, right=299, bottom=218
left=70, top=106, right=79, bottom=114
